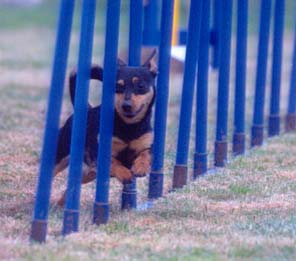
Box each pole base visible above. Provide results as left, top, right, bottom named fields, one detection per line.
left=232, top=132, right=245, bottom=156
left=148, top=171, right=163, bottom=199
left=214, top=140, right=227, bottom=167
left=121, top=178, right=137, bottom=210
left=93, top=202, right=109, bottom=225
left=251, top=124, right=264, bottom=147
left=30, top=219, right=47, bottom=243
left=193, top=152, right=207, bottom=178
left=268, top=114, right=280, bottom=137
left=285, top=113, right=296, bottom=132
left=172, top=165, right=187, bottom=189
left=62, top=209, right=79, bottom=236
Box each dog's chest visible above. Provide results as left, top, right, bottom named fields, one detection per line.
left=112, top=132, right=153, bottom=157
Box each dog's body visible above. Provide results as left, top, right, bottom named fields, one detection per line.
left=53, top=53, right=157, bottom=204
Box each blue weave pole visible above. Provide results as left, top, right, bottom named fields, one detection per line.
left=285, top=21, right=296, bottom=132
left=30, top=0, right=75, bottom=243
left=121, top=0, right=144, bottom=211
left=268, top=0, right=285, bottom=137
left=121, top=178, right=137, bottom=210
left=232, top=0, right=248, bottom=155
left=143, top=0, right=159, bottom=45
left=128, top=0, right=143, bottom=66
left=251, top=0, right=272, bottom=147
left=214, top=0, right=233, bottom=167
left=148, top=0, right=174, bottom=199
left=172, top=0, right=203, bottom=189
left=93, top=0, right=121, bottom=225
left=194, top=0, right=210, bottom=178
left=62, top=0, right=96, bottom=236
left=211, top=0, right=221, bottom=69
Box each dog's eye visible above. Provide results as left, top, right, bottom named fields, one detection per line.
left=135, top=84, right=148, bottom=94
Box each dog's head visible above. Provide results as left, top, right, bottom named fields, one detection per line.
left=115, top=50, right=157, bottom=124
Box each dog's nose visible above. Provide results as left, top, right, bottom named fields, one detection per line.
left=122, top=100, right=132, bottom=112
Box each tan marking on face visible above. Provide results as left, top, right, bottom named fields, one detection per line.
left=112, top=136, right=128, bottom=156
left=117, top=79, right=124, bottom=86
left=132, top=77, right=139, bottom=84
left=129, top=89, right=154, bottom=123
left=114, top=88, right=154, bottom=124
left=114, top=93, right=124, bottom=113
left=129, top=132, right=153, bottom=153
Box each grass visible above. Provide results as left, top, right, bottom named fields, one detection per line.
left=2, top=130, right=296, bottom=260
left=0, top=1, right=296, bottom=260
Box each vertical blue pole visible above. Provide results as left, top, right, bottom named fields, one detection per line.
left=214, top=0, right=233, bottom=167
left=93, top=0, right=121, bottom=225
left=211, top=0, right=221, bottom=69
left=128, top=0, right=143, bottom=66
left=268, top=0, right=285, bottom=137
left=121, top=0, right=143, bottom=210
left=232, top=0, right=248, bottom=155
left=172, top=0, right=203, bottom=189
left=285, top=22, right=296, bottom=132
left=251, top=0, right=272, bottom=147
left=62, top=0, right=96, bottom=236
left=30, top=0, right=75, bottom=243
left=148, top=0, right=174, bottom=199
left=194, top=0, right=210, bottom=178
left=143, top=0, right=159, bottom=45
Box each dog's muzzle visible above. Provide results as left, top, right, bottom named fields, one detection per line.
left=122, top=100, right=132, bottom=113
left=121, top=101, right=144, bottom=118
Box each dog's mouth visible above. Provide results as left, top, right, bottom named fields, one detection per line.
left=122, top=104, right=145, bottom=118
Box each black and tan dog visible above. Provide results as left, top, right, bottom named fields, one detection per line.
left=53, top=51, right=157, bottom=205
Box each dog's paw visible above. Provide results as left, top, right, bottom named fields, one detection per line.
left=132, top=155, right=151, bottom=177
left=112, top=165, right=133, bottom=183
left=111, top=158, right=133, bottom=183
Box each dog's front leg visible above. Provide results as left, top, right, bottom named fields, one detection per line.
left=131, top=149, right=151, bottom=177
left=111, top=157, right=133, bottom=183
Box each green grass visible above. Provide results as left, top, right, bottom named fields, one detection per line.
left=1, top=134, right=296, bottom=258
left=229, top=184, right=254, bottom=195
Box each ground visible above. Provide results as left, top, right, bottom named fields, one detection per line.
left=0, top=1, right=296, bottom=260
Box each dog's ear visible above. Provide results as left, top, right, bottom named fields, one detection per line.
left=143, top=49, right=158, bottom=76
left=117, top=57, right=127, bottom=66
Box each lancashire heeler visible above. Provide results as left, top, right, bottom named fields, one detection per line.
left=53, top=50, right=157, bottom=205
